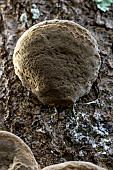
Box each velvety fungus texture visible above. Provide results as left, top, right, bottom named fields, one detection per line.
left=0, top=131, right=38, bottom=170
left=13, top=20, right=100, bottom=106
left=42, top=161, right=107, bottom=170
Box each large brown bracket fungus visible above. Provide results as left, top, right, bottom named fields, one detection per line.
left=42, top=161, right=107, bottom=170
left=0, top=131, right=38, bottom=170
left=13, top=20, right=101, bottom=106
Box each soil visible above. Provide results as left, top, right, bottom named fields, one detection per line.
left=0, top=0, right=113, bottom=170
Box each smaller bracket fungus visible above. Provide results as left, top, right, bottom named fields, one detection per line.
left=0, top=131, right=38, bottom=170
left=42, top=161, right=107, bottom=170
left=13, top=20, right=101, bottom=106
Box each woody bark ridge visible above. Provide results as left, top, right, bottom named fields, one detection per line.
left=0, top=131, right=107, bottom=170
left=13, top=19, right=101, bottom=106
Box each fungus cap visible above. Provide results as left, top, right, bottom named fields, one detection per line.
left=0, top=131, right=38, bottom=170
left=13, top=20, right=101, bottom=106
left=42, top=161, right=107, bottom=170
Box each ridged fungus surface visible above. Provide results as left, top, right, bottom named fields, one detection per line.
left=0, top=131, right=107, bottom=170
left=13, top=20, right=101, bottom=106
left=0, top=131, right=38, bottom=170
left=42, top=161, right=107, bottom=170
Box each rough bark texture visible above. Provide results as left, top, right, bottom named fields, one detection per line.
left=0, top=0, right=113, bottom=170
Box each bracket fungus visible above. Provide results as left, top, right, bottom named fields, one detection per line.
left=42, top=161, right=107, bottom=170
left=0, top=131, right=38, bottom=170
left=0, top=131, right=107, bottom=170
left=13, top=20, right=101, bottom=106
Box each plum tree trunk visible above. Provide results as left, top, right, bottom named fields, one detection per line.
left=0, top=0, right=113, bottom=170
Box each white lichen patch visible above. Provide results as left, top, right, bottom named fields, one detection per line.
left=0, top=69, right=3, bottom=79
left=66, top=108, right=112, bottom=157
left=31, top=4, right=40, bottom=20
left=20, top=13, right=28, bottom=23
left=7, top=34, right=13, bottom=44
left=0, top=62, right=3, bottom=79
